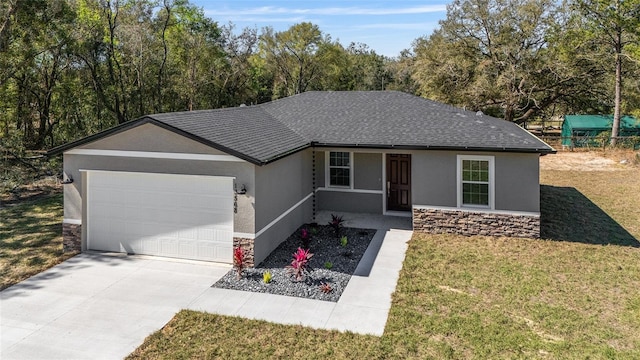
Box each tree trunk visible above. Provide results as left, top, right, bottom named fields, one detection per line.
left=611, top=27, right=622, bottom=146
left=0, top=0, right=17, bottom=52
left=157, top=0, right=171, bottom=113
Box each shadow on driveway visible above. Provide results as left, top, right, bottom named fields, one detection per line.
left=0, top=253, right=137, bottom=299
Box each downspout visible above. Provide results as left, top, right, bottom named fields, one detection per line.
left=312, top=146, right=316, bottom=223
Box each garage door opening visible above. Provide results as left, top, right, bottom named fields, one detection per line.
left=85, top=170, right=233, bottom=263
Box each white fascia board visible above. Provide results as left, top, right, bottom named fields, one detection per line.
left=233, top=232, right=255, bottom=239
left=65, top=149, right=246, bottom=162
left=63, top=218, right=82, bottom=225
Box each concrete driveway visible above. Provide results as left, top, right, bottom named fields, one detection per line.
left=1, top=212, right=412, bottom=359
left=1, top=253, right=230, bottom=360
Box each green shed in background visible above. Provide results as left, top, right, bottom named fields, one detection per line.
left=561, top=115, right=640, bottom=148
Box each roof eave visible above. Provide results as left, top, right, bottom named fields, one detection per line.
left=311, top=142, right=556, bottom=154
left=260, top=143, right=313, bottom=165
left=144, top=118, right=263, bottom=165
left=46, top=117, right=265, bottom=165
left=46, top=117, right=152, bottom=156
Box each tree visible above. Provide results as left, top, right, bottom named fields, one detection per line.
left=574, top=0, right=640, bottom=145
left=0, top=0, right=76, bottom=149
left=215, top=24, right=260, bottom=106
left=411, top=0, right=605, bottom=123
left=385, top=49, right=419, bottom=94
left=256, top=23, right=327, bottom=97
left=165, top=1, right=224, bottom=110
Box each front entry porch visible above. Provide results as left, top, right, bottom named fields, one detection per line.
left=315, top=210, right=412, bottom=231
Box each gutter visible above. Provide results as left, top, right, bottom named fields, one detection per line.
left=309, top=142, right=556, bottom=155
left=261, top=143, right=313, bottom=165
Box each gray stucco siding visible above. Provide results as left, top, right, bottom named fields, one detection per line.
left=253, top=149, right=314, bottom=263
left=315, top=150, right=325, bottom=188
left=354, top=153, right=383, bottom=190
left=253, top=199, right=312, bottom=265
left=410, top=150, right=540, bottom=213
left=494, top=153, right=540, bottom=212
left=254, top=149, right=313, bottom=230
left=78, top=123, right=227, bottom=155
left=315, top=149, right=383, bottom=191
left=410, top=151, right=457, bottom=208
left=317, top=191, right=382, bottom=213
left=63, top=153, right=256, bottom=234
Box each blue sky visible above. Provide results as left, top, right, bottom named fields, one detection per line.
left=189, top=1, right=449, bottom=57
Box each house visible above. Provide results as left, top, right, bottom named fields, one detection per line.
left=561, top=115, right=640, bottom=149
left=48, top=91, right=555, bottom=266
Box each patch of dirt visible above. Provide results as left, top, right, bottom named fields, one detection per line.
left=512, top=315, right=564, bottom=343
left=437, top=285, right=475, bottom=296
left=541, top=150, right=639, bottom=171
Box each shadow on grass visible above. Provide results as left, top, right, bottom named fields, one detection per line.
left=540, top=185, right=639, bottom=247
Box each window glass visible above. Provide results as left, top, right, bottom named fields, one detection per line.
left=461, top=159, right=490, bottom=206
left=330, top=168, right=350, bottom=186
left=330, top=152, right=350, bottom=167
left=328, top=152, right=350, bottom=187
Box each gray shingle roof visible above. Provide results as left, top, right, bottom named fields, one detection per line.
left=262, top=91, right=551, bottom=151
left=150, top=106, right=309, bottom=163
left=49, top=91, right=555, bottom=164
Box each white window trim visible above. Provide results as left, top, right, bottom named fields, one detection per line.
left=325, top=151, right=354, bottom=189
left=456, top=155, right=495, bottom=210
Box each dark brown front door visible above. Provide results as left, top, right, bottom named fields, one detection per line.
left=386, top=154, right=411, bottom=211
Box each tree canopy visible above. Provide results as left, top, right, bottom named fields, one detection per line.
left=1, top=0, right=639, bottom=153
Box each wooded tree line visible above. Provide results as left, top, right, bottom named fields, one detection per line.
left=1, top=0, right=639, bottom=152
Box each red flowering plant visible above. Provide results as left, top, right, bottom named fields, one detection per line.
left=328, top=214, right=344, bottom=238
left=300, top=228, right=311, bottom=249
left=319, top=282, right=333, bottom=294
left=286, top=247, right=314, bottom=281
left=233, top=247, right=247, bottom=279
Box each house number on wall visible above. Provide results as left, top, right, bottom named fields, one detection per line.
left=234, top=193, right=238, bottom=214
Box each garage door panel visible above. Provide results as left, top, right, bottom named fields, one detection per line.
left=139, top=238, right=160, bottom=254
left=216, top=244, right=233, bottom=260
left=177, top=240, right=196, bottom=257
left=87, top=171, right=234, bottom=263
left=199, top=243, right=216, bottom=260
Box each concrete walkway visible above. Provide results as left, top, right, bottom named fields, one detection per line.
left=1, top=212, right=412, bottom=359
left=188, top=211, right=413, bottom=335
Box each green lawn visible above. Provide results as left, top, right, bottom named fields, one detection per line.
left=0, top=192, right=76, bottom=290
left=128, top=169, right=640, bottom=359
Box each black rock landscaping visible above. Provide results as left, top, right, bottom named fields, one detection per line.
left=213, top=225, right=376, bottom=302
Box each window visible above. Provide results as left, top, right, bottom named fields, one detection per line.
left=328, top=151, right=351, bottom=187
left=457, top=155, right=494, bottom=209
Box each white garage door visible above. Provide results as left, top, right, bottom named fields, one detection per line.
left=86, top=170, right=233, bottom=263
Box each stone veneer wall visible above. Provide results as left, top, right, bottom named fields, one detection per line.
left=62, top=223, right=82, bottom=252
left=413, top=208, right=540, bottom=238
left=233, top=237, right=255, bottom=267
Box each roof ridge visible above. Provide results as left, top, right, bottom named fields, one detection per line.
left=261, top=97, right=311, bottom=142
